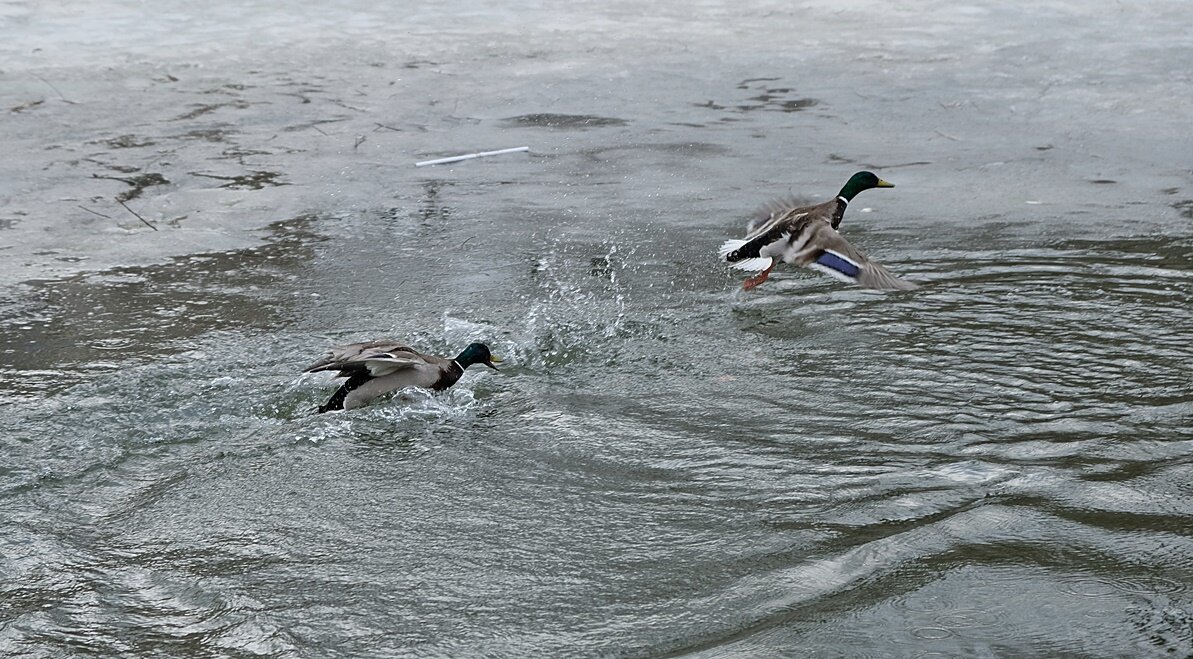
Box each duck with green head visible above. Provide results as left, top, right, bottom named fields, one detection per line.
left=718, top=171, right=916, bottom=290
left=306, top=340, right=501, bottom=413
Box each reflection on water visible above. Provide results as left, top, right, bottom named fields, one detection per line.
left=0, top=217, right=323, bottom=397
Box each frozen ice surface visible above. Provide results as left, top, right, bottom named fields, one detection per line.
left=1, top=0, right=1190, bottom=285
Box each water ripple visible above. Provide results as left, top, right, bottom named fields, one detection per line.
left=2, top=203, right=1191, bottom=657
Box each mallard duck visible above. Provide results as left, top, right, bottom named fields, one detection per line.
left=718, top=171, right=917, bottom=291
left=305, top=340, right=501, bottom=413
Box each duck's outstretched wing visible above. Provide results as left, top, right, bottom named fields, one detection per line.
left=305, top=340, right=424, bottom=377
left=719, top=209, right=811, bottom=269
left=797, top=222, right=918, bottom=291
left=746, top=195, right=811, bottom=233
left=718, top=238, right=774, bottom=272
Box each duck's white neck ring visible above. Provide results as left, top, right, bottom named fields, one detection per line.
left=451, top=360, right=464, bottom=371
left=837, top=196, right=849, bottom=205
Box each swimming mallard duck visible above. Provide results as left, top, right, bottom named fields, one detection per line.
left=305, top=340, right=501, bottom=413
left=718, top=171, right=917, bottom=291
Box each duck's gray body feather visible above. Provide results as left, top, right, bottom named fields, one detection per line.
left=305, top=340, right=463, bottom=412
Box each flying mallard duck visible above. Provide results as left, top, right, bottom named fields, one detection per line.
left=305, top=340, right=500, bottom=413
left=718, top=171, right=917, bottom=291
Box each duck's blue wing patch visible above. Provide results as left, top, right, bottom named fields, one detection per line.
left=814, top=250, right=861, bottom=278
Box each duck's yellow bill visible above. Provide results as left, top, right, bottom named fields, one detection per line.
left=489, top=355, right=503, bottom=364
left=876, top=179, right=895, bottom=188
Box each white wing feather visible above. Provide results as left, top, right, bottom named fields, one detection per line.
left=361, top=353, right=425, bottom=377
left=720, top=237, right=776, bottom=272
left=718, top=239, right=747, bottom=260
left=729, top=257, right=774, bottom=272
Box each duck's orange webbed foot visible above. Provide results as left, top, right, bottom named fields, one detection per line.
left=741, top=263, right=775, bottom=291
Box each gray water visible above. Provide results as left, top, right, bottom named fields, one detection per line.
left=3, top=1, right=1193, bottom=657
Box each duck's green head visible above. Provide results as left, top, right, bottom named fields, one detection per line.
left=838, top=171, right=895, bottom=201
left=456, top=342, right=502, bottom=370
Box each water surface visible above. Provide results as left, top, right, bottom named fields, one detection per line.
left=2, top=1, right=1192, bottom=656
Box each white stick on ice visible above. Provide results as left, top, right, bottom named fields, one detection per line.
left=414, top=146, right=530, bottom=167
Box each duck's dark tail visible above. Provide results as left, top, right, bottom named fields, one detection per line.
left=317, top=373, right=371, bottom=413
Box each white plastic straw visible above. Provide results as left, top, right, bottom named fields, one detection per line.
left=414, top=146, right=530, bottom=167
